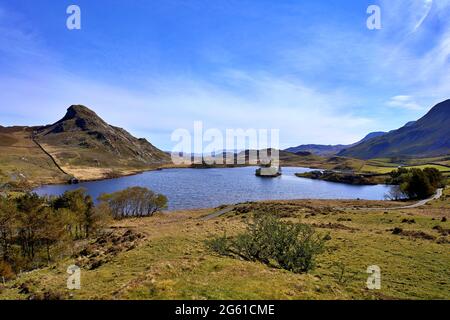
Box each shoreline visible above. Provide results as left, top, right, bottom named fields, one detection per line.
left=164, top=196, right=416, bottom=214
left=30, top=165, right=394, bottom=206
left=26, top=163, right=190, bottom=189
left=31, top=163, right=314, bottom=188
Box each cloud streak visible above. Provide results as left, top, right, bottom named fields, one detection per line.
left=386, top=96, right=423, bottom=111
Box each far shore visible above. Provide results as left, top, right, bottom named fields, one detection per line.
left=29, top=163, right=332, bottom=189
left=28, top=163, right=394, bottom=191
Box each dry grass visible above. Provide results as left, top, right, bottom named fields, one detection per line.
left=1, top=196, right=448, bottom=300
left=0, top=127, right=68, bottom=185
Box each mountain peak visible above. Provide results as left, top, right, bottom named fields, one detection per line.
left=64, top=105, right=101, bottom=121
left=35, top=104, right=170, bottom=169
left=50, top=105, right=109, bottom=133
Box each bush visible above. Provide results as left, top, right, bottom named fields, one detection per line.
left=205, top=234, right=230, bottom=256
left=0, top=260, right=15, bottom=281
left=207, top=213, right=326, bottom=273
left=98, top=187, right=168, bottom=219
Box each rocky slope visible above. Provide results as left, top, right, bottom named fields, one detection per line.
left=0, top=105, right=170, bottom=184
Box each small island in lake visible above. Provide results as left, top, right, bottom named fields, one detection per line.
left=255, top=162, right=282, bottom=177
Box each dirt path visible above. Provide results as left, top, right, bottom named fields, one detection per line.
left=201, top=205, right=236, bottom=221
left=392, top=188, right=443, bottom=209
left=353, top=188, right=444, bottom=211
left=31, top=136, right=69, bottom=176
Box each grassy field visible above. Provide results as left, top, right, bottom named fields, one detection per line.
left=360, top=157, right=450, bottom=175
left=360, top=165, right=396, bottom=174
left=0, top=126, right=176, bottom=185
left=0, top=127, right=69, bottom=186
left=283, top=154, right=450, bottom=177
left=1, top=196, right=448, bottom=300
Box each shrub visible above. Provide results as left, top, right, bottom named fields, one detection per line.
left=205, top=234, right=230, bottom=256
left=207, top=213, right=326, bottom=273
left=98, top=187, right=168, bottom=219
left=423, top=168, right=445, bottom=188
left=331, top=262, right=357, bottom=285
left=0, top=260, right=15, bottom=281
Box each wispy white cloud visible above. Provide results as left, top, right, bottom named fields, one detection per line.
left=373, top=1, right=449, bottom=101
left=0, top=3, right=376, bottom=149
left=386, top=95, right=423, bottom=111
left=413, top=0, right=433, bottom=32
left=0, top=67, right=373, bottom=149
left=373, top=0, right=450, bottom=108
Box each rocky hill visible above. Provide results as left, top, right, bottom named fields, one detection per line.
left=0, top=105, right=171, bottom=184
left=339, top=100, right=450, bottom=159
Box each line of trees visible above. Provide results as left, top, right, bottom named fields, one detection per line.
left=386, top=167, right=445, bottom=200
left=0, top=186, right=167, bottom=280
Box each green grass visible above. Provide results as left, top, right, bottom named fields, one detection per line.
left=404, top=164, right=450, bottom=171
left=361, top=162, right=450, bottom=175
left=360, top=165, right=396, bottom=174
left=1, top=199, right=449, bottom=300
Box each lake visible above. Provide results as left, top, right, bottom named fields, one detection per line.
left=34, top=167, right=391, bottom=210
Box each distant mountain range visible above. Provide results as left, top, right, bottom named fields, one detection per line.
left=285, top=131, right=386, bottom=157
left=1, top=99, right=449, bottom=186
left=286, top=99, right=450, bottom=160
left=339, top=99, right=450, bottom=159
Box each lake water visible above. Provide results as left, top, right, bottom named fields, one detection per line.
left=34, top=167, right=391, bottom=210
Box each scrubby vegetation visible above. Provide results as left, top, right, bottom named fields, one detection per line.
left=0, top=195, right=448, bottom=300
left=98, top=187, right=168, bottom=219
left=386, top=168, right=445, bottom=200
left=0, top=186, right=166, bottom=280
left=207, top=212, right=326, bottom=273
left=296, top=170, right=379, bottom=185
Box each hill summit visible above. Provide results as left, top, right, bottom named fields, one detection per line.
left=339, top=99, right=450, bottom=159
left=33, top=105, right=170, bottom=180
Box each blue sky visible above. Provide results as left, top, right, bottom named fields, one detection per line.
left=0, top=0, right=449, bottom=150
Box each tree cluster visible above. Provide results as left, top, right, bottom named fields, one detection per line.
left=386, top=167, right=445, bottom=200
left=98, top=187, right=168, bottom=219
left=0, top=186, right=167, bottom=280
left=0, top=189, right=110, bottom=278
